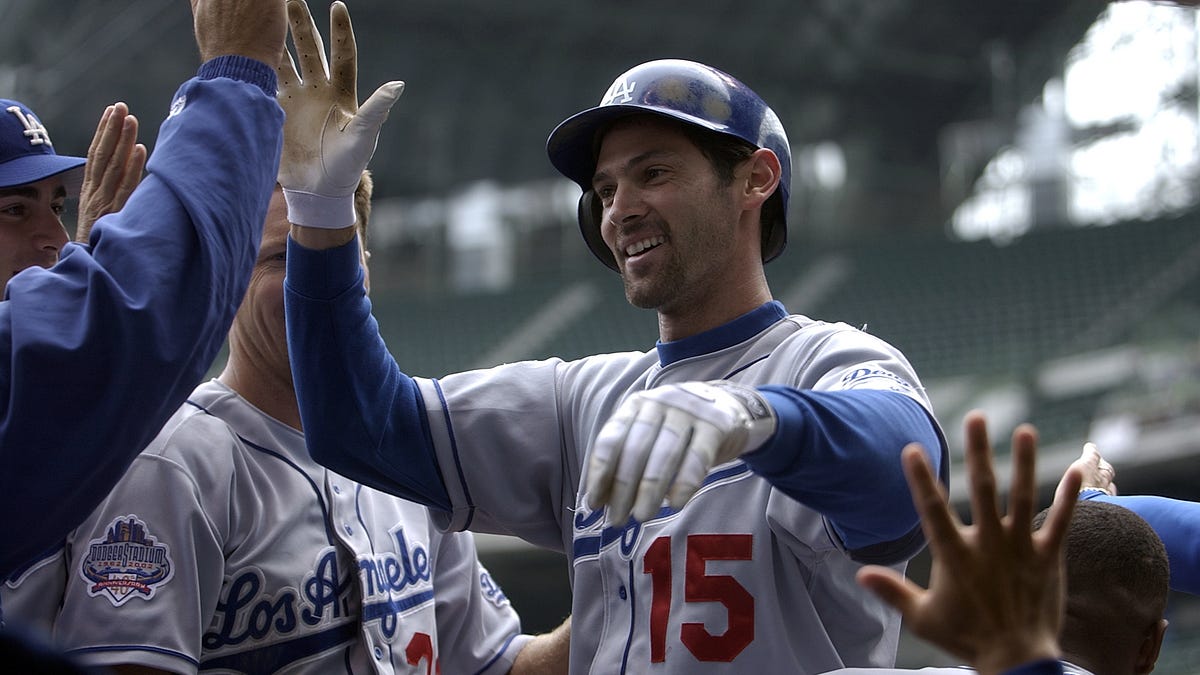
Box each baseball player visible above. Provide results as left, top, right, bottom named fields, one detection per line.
left=2, top=181, right=559, bottom=674
left=0, top=0, right=284, bottom=584
left=285, top=57, right=948, bottom=672
left=2, top=2, right=570, bottom=672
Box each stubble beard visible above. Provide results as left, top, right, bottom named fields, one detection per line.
left=621, top=250, right=686, bottom=311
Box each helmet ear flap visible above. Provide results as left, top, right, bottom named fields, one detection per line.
left=578, top=190, right=618, bottom=272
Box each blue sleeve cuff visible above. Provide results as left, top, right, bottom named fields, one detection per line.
left=285, top=235, right=364, bottom=301
left=1002, top=658, right=1063, bottom=675
left=198, top=54, right=278, bottom=97
left=742, top=388, right=945, bottom=563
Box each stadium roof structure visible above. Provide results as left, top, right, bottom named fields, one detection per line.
left=0, top=0, right=1114, bottom=238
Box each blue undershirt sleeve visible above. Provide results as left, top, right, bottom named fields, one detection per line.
left=285, top=235, right=451, bottom=511
left=742, top=388, right=946, bottom=563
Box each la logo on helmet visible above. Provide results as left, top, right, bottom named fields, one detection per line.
left=602, top=77, right=636, bottom=105
left=6, top=105, right=53, bottom=147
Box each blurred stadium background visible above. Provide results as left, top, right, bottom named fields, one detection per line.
left=5, top=0, right=1199, bottom=669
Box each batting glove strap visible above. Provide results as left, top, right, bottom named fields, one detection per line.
left=282, top=188, right=356, bottom=230
left=702, top=380, right=778, bottom=460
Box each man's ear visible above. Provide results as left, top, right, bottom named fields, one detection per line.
left=1134, top=618, right=1168, bottom=675
left=741, top=147, right=782, bottom=210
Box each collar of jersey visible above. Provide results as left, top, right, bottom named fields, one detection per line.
left=656, top=300, right=786, bottom=367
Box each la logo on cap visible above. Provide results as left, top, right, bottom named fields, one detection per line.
left=6, top=105, right=53, bottom=147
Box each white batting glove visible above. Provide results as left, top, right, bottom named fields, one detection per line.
left=585, top=381, right=778, bottom=524
left=276, top=0, right=403, bottom=229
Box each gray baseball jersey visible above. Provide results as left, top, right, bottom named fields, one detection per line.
left=415, top=309, right=935, bottom=673
left=3, top=380, right=528, bottom=674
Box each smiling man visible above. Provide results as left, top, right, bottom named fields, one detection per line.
left=286, top=58, right=947, bottom=673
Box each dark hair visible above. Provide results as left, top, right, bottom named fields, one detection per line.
left=1032, top=500, right=1169, bottom=664
left=675, top=121, right=784, bottom=260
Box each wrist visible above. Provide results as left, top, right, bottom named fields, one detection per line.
left=706, top=381, right=777, bottom=454
left=283, top=189, right=357, bottom=230
left=974, top=640, right=1061, bottom=675
left=198, top=55, right=278, bottom=97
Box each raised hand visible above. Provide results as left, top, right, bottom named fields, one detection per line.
left=1069, top=442, right=1117, bottom=495
left=855, top=411, right=1083, bottom=675
left=586, top=380, right=777, bottom=524
left=75, top=103, right=146, bottom=243
left=276, top=0, right=402, bottom=230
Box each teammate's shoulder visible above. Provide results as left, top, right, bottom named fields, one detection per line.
left=781, top=314, right=906, bottom=348
left=775, top=314, right=866, bottom=345
left=139, top=393, right=242, bottom=464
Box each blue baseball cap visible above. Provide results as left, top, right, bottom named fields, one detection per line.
left=0, top=99, right=85, bottom=195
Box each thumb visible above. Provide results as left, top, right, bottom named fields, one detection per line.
left=856, top=566, right=920, bottom=614
left=347, top=80, right=404, bottom=132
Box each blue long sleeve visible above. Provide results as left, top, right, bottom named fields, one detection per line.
left=1002, top=659, right=1065, bottom=675
left=1082, top=492, right=1200, bottom=595
left=0, top=56, right=282, bottom=579
left=284, top=235, right=451, bottom=511
left=745, top=388, right=946, bottom=563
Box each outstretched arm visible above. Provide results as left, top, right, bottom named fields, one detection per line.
left=856, top=411, right=1082, bottom=675
left=278, top=0, right=450, bottom=507
left=0, top=0, right=286, bottom=579
left=585, top=379, right=944, bottom=563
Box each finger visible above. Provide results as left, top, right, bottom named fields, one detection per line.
left=855, top=565, right=925, bottom=617
left=963, top=411, right=1001, bottom=535
left=328, top=1, right=358, bottom=106
left=1007, top=424, right=1039, bottom=540
left=1097, top=456, right=1116, bottom=484
left=83, top=105, right=115, bottom=183
left=96, top=114, right=140, bottom=196
left=346, top=81, right=405, bottom=133
left=665, top=421, right=721, bottom=511
left=1039, top=464, right=1081, bottom=557
left=86, top=104, right=126, bottom=181
left=630, top=408, right=692, bottom=522
left=277, top=43, right=301, bottom=90
left=114, top=143, right=147, bottom=204
left=286, top=0, right=328, bottom=82
left=607, top=402, right=665, bottom=524
left=1051, top=462, right=1084, bottom=515
left=585, top=407, right=634, bottom=511
left=900, top=444, right=961, bottom=561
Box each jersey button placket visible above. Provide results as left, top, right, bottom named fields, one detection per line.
left=328, top=477, right=359, bottom=542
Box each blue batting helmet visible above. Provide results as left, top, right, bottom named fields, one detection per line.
left=546, top=59, right=791, bottom=271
